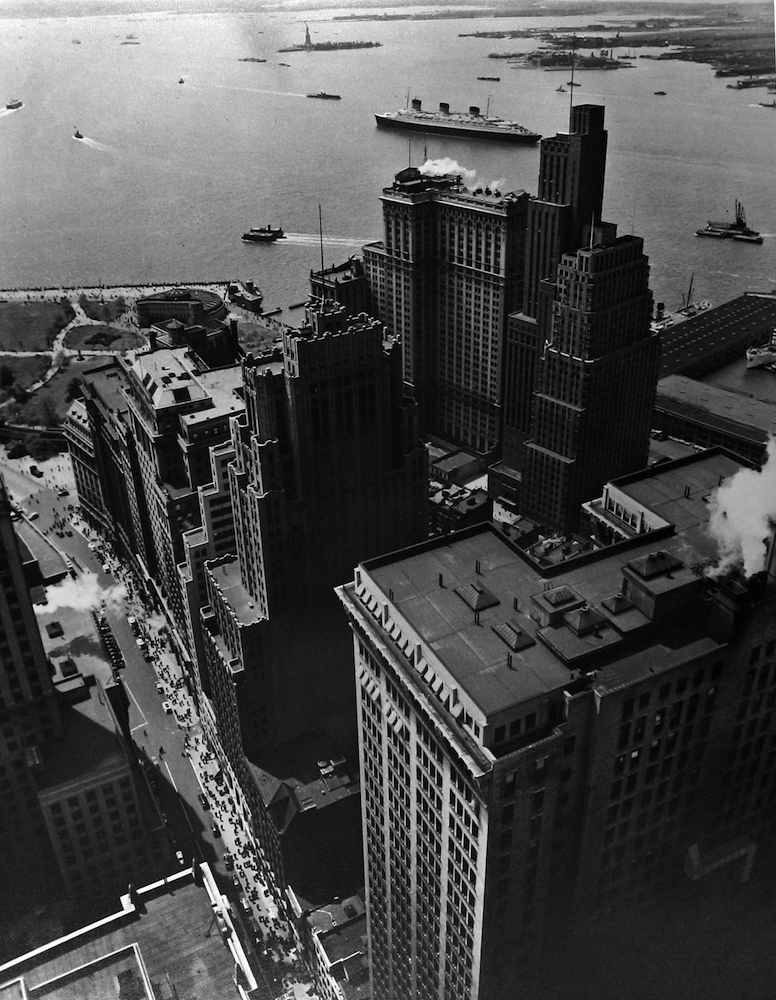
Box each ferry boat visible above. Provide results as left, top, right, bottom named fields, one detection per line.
left=695, top=200, right=763, bottom=244
left=375, top=98, right=540, bottom=144
left=242, top=226, right=285, bottom=243
left=307, top=92, right=341, bottom=100
left=746, top=329, right=776, bottom=369
left=6, top=98, right=23, bottom=110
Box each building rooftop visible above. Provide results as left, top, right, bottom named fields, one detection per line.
left=353, top=450, right=741, bottom=724
left=33, top=678, right=128, bottom=791
left=82, top=357, right=132, bottom=416
left=207, top=557, right=262, bottom=626
left=14, top=522, right=69, bottom=585
left=700, top=353, right=776, bottom=405
left=0, top=866, right=254, bottom=1000
left=179, top=365, right=244, bottom=427
left=656, top=374, right=776, bottom=443
left=130, top=350, right=210, bottom=411
left=659, top=291, right=776, bottom=378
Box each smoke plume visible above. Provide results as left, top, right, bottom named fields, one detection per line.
left=37, top=570, right=127, bottom=615
left=706, top=436, right=776, bottom=577
left=419, top=158, right=505, bottom=194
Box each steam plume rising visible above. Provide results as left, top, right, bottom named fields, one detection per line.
left=419, top=158, right=505, bottom=194
left=707, top=436, right=776, bottom=578
left=36, top=570, right=127, bottom=615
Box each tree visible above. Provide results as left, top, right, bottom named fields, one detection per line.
left=0, top=365, right=14, bottom=389
left=65, top=376, right=83, bottom=402
left=41, top=398, right=61, bottom=428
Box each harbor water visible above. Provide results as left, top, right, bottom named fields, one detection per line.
left=1, top=5, right=774, bottom=313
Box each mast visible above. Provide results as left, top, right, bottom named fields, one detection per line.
left=568, top=34, right=576, bottom=129
left=319, top=204, right=324, bottom=275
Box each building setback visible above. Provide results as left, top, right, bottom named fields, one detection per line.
left=337, top=449, right=776, bottom=1000
left=363, top=167, right=529, bottom=456
left=520, top=223, right=658, bottom=533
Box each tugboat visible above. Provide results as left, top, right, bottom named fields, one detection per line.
left=654, top=90, right=667, bottom=96
left=6, top=98, right=23, bottom=110
left=73, top=126, right=83, bottom=139
left=746, top=329, right=776, bottom=369
left=307, top=91, right=341, bottom=100
left=179, top=77, right=184, bottom=84
left=695, top=200, right=763, bottom=244
left=242, top=225, right=285, bottom=243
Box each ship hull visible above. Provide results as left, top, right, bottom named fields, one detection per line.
left=375, top=114, right=540, bottom=143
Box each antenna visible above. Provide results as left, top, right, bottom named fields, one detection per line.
left=589, top=211, right=595, bottom=249
left=318, top=204, right=324, bottom=275
left=568, top=34, right=576, bottom=129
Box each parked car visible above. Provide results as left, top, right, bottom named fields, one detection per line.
left=28, top=511, right=39, bottom=521
left=175, top=850, right=185, bottom=866
left=223, top=851, right=234, bottom=870
left=198, top=792, right=210, bottom=810
left=155, top=682, right=164, bottom=694
left=57, top=489, right=69, bottom=497
left=162, top=701, right=173, bottom=714
left=211, top=822, right=221, bottom=838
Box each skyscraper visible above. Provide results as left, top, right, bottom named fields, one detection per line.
left=520, top=223, right=658, bottom=533
left=500, top=105, right=609, bottom=479
left=0, top=475, right=63, bottom=878
left=199, top=300, right=427, bottom=894
left=337, top=448, right=776, bottom=1000
left=363, top=168, right=529, bottom=456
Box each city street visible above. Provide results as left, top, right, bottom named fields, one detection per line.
left=2, top=447, right=316, bottom=1000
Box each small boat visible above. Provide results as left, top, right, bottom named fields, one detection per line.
left=477, top=76, right=500, bottom=82
left=74, top=126, right=83, bottom=139
left=746, top=329, right=776, bottom=369
left=555, top=85, right=566, bottom=92
left=307, top=91, right=341, bottom=100
left=179, top=78, right=184, bottom=84
left=759, top=99, right=776, bottom=108
left=567, top=80, right=580, bottom=87
left=279, top=62, right=290, bottom=66
left=654, top=90, right=666, bottom=95
left=6, top=98, right=23, bottom=110
left=695, top=200, right=762, bottom=244
left=242, top=225, right=285, bottom=243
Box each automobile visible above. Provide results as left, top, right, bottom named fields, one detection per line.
left=175, top=850, right=185, bottom=866
left=223, top=851, right=234, bottom=870
left=162, top=701, right=173, bottom=714
left=155, top=682, right=164, bottom=694
left=127, top=616, right=138, bottom=631
left=57, top=489, right=69, bottom=497
left=211, top=822, right=221, bottom=838
left=28, top=511, right=39, bottom=521
left=198, top=792, right=210, bottom=810
left=136, top=638, right=147, bottom=649
left=101, top=564, right=110, bottom=573
left=30, top=466, right=43, bottom=478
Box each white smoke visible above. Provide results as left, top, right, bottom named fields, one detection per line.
left=706, top=436, right=776, bottom=578
left=419, top=158, right=505, bottom=195
left=37, top=570, right=127, bottom=615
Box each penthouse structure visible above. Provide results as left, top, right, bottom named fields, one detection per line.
left=199, top=300, right=427, bottom=895
left=337, top=449, right=776, bottom=1000
left=363, top=167, right=529, bottom=456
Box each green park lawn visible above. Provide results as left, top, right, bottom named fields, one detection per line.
left=238, top=323, right=280, bottom=353
left=12, top=360, right=96, bottom=428
left=64, top=324, right=144, bottom=352
left=0, top=300, right=75, bottom=351
left=0, top=355, right=50, bottom=394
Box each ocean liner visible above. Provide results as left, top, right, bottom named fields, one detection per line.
left=375, top=98, right=540, bottom=144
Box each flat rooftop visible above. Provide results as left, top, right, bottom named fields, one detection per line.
left=33, top=680, right=127, bottom=791
left=357, top=450, right=739, bottom=718
left=613, top=448, right=744, bottom=533
left=15, top=523, right=69, bottom=585
left=656, top=374, right=776, bottom=443
left=659, top=292, right=776, bottom=377
left=0, top=868, right=247, bottom=1000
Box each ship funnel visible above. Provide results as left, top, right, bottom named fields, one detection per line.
left=411, top=98, right=422, bottom=112
left=469, top=106, right=480, bottom=116
left=439, top=102, right=450, bottom=114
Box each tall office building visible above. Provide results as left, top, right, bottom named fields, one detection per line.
left=500, top=105, right=609, bottom=478
left=520, top=222, right=658, bottom=533
left=0, top=475, right=63, bottom=877
left=338, top=448, right=776, bottom=1000
left=363, top=168, right=529, bottom=456
left=199, top=300, right=427, bottom=894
